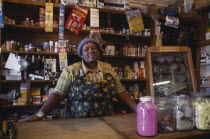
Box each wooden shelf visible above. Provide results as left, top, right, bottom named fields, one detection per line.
left=4, top=0, right=60, bottom=7
left=1, top=51, right=144, bottom=59
left=31, top=80, right=57, bottom=83
left=1, top=51, right=60, bottom=55
left=120, top=79, right=145, bottom=82
left=0, top=104, right=42, bottom=108
left=197, top=40, right=210, bottom=46
left=0, top=103, right=65, bottom=108
left=200, top=85, right=210, bottom=88
left=0, top=80, right=57, bottom=83
left=200, top=63, right=210, bottom=66
left=103, top=55, right=144, bottom=59
left=101, top=32, right=151, bottom=39
left=3, top=0, right=126, bottom=15
left=1, top=79, right=145, bottom=83
left=0, top=80, right=27, bottom=83
left=5, top=24, right=150, bottom=39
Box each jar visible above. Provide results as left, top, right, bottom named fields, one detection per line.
left=175, top=94, right=194, bottom=130
left=193, top=93, right=210, bottom=130
left=137, top=96, right=157, bottom=136
left=157, top=98, right=175, bottom=134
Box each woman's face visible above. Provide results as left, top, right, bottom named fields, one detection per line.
left=81, top=42, right=100, bottom=63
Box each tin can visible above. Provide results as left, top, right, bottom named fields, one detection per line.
left=42, top=42, right=49, bottom=52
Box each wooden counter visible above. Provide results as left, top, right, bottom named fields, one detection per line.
left=16, top=113, right=210, bottom=139
left=16, top=117, right=125, bottom=139
left=102, top=113, right=210, bottom=139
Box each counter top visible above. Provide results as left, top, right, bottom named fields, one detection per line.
left=16, top=117, right=125, bottom=139
left=16, top=113, right=210, bottom=139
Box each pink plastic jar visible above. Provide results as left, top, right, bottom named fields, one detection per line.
left=137, top=96, right=157, bottom=136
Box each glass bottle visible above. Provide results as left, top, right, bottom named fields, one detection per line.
left=157, top=98, right=175, bottom=134
left=192, top=93, right=210, bottom=130
left=175, top=94, right=194, bottom=131
left=118, top=68, right=123, bottom=79
left=137, top=96, right=157, bottom=136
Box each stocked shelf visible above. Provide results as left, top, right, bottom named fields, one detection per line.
left=1, top=51, right=60, bottom=55
left=4, top=0, right=199, bottom=23
left=4, top=0, right=60, bottom=7
left=0, top=79, right=145, bottom=83
left=0, top=80, right=28, bottom=83
left=0, top=80, right=57, bottom=83
left=120, top=79, right=146, bottom=82
left=200, top=63, right=210, bottom=66
left=0, top=104, right=42, bottom=108
left=200, top=85, right=210, bottom=88
left=104, top=55, right=144, bottom=59
left=30, top=80, right=56, bottom=82
left=3, top=0, right=139, bottom=15
left=1, top=51, right=145, bottom=59
left=5, top=24, right=151, bottom=39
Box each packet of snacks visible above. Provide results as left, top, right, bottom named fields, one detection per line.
left=125, top=9, right=144, bottom=34
left=65, top=4, right=88, bottom=34
left=164, top=16, right=180, bottom=28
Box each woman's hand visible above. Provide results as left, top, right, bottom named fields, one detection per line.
left=19, top=115, right=42, bottom=122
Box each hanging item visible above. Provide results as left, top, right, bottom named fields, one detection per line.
left=58, top=40, right=68, bottom=70
left=0, top=0, right=4, bottom=28
left=164, top=16, right=179, bottom=29
left=90, top=8, right=99, bottom=28
left=125, top=9, right=144, bottom=34
left=65, top=4, right=88, bottom=34
left=45, top=3, right=53, bottom=32
left=59, top=4, right=65, bottom=40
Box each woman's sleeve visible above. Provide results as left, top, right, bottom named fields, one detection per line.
left=52, top=68, right=71, bottom=97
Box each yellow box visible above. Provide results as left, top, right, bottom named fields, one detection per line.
left=20, top=90, right=27, bottom=99
left=31, top=88, right=41, bottom=96
left=18, top=98, right=26, bottom=105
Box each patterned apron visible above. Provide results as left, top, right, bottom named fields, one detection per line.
left=62, top=66, right=118, bottom=118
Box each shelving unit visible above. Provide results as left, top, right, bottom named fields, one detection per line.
left=196, top=39, right=210, bottom=92
left=0, top=0, right=151, bottom=116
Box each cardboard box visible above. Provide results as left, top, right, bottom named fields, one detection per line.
left=31, top=88, right=41, bottom=96
left=18, top=98, right=26, bottom=105
left=195, top=0, right=210, bottom=10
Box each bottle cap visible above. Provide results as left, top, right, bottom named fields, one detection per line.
left=139, top=96, right=153, bottom=101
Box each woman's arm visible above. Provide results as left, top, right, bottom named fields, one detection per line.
left=117, top=91, right=137, bottom=112
left=21, top=93, right=65, bottom=122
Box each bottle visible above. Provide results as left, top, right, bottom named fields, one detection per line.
left=200, top=54, right=203, bottom=63
left=157, top=98, right=175, bottom=134
left=24, top=18, right=30, bottom=25
left=118, top=68, right=123, bottom=79
left=49, top=41, right=54, bottom=52
left=54, top=41, right=58, bottom=52
left=206, top=52, right=209, bottom=63
left=31, top=20, right=35, bottom=26
left=192, top=93, right=210, bottom=130
left=175, top=94, right=194, bottom=131
left=137, top=96, right=157, bottom=136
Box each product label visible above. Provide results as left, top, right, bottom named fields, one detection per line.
left=45, top=3, right=53, bottom=32
left=59, top=4, right=65, bottom=40
left=125, top=9, right=144, bottom=34
left=65, top=4, right=88, bottom=34
left=0, top=0, right=4, bottom=28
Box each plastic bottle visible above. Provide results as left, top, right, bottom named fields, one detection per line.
left=137, top=96, right=157, bottom=136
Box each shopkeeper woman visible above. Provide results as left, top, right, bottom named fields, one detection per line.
left=23, top=37, right=137, bottom=122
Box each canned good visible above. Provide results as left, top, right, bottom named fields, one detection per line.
left=42, top=42, right=49, bottom=52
